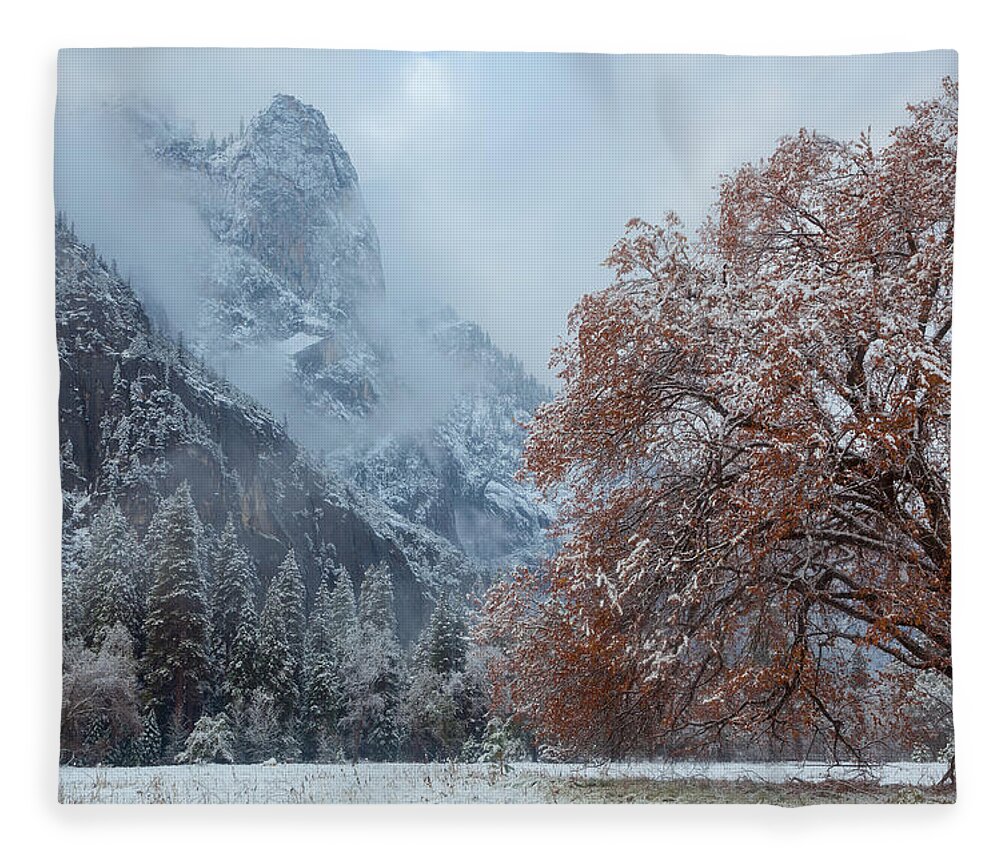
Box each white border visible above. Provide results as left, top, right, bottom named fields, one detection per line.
left=2, top=2, right=995, bottom=858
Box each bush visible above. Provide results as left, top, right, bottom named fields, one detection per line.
left=60, top=625, right=141, bottom=765
left=476, top=716, right=528, bottom=773
left=175, top=714, right=235, bottom=764
left=229, top=689, right=301, bottom=763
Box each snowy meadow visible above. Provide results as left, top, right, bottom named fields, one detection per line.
left=60, top=761, right=951, bottom=804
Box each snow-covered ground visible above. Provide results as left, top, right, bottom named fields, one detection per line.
left=58, top=761, right=948, bottom=804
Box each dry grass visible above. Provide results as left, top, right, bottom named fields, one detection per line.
left=542, top=776, right=956, bottom=805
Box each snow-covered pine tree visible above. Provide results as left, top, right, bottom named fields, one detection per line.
left=329, top=566, right=358, bottom=651
left=403, top=596, right=478, bottom=760
left=224, top=614, right=259, bottom=709
left=358, top=563, right=393, bottom=633
left=476, top=716, right=528, bottom=774
left=61, top=455, right=90, bottom=643
left=81, top=502, right=144, bottom=648
left=425, top=597, right=468, bottom=676
left=301, top=578, right=343, bottom=761
left=136, top=705, right=162, bottom=765
left=256, top=575, right=299, bottom=725
left=326, top=568, right=360, bottom=754
left=403, top=663, right=462, bottom=761
left=61, top=546, right=86, bottom=644
left=452, top=640, right=492, bottom=754
left=272, top=550, right=306, bottom=670
left=210, top=516, right=258, bottom=694
left=351, top=564, right=404, bottom=761
left=141, top=484, right=211, bottom=732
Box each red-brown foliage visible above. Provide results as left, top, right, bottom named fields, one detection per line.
left=479, top=81, right=955, bottom=761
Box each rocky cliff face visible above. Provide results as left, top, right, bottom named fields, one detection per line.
left=149, top=95, right=553, bottom=569
left=346, top=313, right=552, bottom=563
left=214, top=94, right=384, bottom=311
left=57, top=223, right=474, bottom=641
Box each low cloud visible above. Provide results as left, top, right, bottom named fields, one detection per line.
left=56, top=49, right=958, bottom=385
left=55, top=92, right=218, bottom=338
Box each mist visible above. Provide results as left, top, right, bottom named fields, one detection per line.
left=218, top=298, right=501, bottom=461
left=54, top=90, right=516, bottom=464
left=54, top=94, right=219, bottom=337
left=55, top=49, right=957, bottom=384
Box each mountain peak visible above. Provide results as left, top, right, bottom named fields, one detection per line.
left=256, top=94, right=328, bottom=140
left=265, top=93, right=317, bottom=118
left=236, top=94, right=358, bottom=191
left=211, top=94, right=384, bottom=308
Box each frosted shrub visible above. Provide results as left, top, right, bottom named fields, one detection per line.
left=175, top=714, right=236, bottom=764
left=60, top=623, right=141, bottom=765
left=477, top=716, right=527, bottom=774
left=231, top=689, right=301, bottom=763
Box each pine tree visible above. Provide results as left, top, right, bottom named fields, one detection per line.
left=224, top=615, right=259, bottom=708
left=62, top=563, right=85, bottom=643
left=301, top=578, right=343, bottom=761
left=110, top=362, right=128, bottom=409
left=349, top=564, right=404, bottom=761
left=403, top=596, right=474, bottom=760
left=163, top=710, right=190, bottom=764
left=329, top=567, right=358, bottom=650
left=211, top=516, right=258, bottom=673
left=403, top=664, right=462, bottom=761
left=82, top=502, right=144, bottom=648
left=425, top=597, right=468, bottom=676
left=850, top=648, right=871, bottom=690
left=61, top=503, right=88, bottom=643
left=327, top=568, right=360, bottom=754
left=271, top=550, right=306, bottom=669
left=358, top=563, right=394, bottom=633
left=476, top=716, right=527, bottom=774
left=142, top=484, right=211, bottom=732
left=256, top=576, right=299, bottom=725
left=175, top=713, right=235, bottom=764
left=137, top=706, right=162, bottom=765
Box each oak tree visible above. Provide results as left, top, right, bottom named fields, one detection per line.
left=481, top=82, right=955, bottom=764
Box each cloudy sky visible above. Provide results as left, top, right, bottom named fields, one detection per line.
left=56, top=49, right=956, bottom=382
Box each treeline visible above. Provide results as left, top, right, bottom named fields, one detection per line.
left=61, top=483, right=499, bottom=766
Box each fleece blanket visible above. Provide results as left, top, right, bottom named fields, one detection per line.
left=55, top=48, right=956, bottom=803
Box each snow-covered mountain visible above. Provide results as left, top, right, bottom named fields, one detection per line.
left=56, top=220, right=477, bottom=641
left=142, top=94, right=553, bottom=569
left=151, top=94, right=384, bottom=347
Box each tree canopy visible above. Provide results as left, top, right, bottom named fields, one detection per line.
left=480, top=81, right=955, bottom=762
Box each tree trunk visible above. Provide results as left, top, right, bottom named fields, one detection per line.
left=938, top=754, right=956, bottom=789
